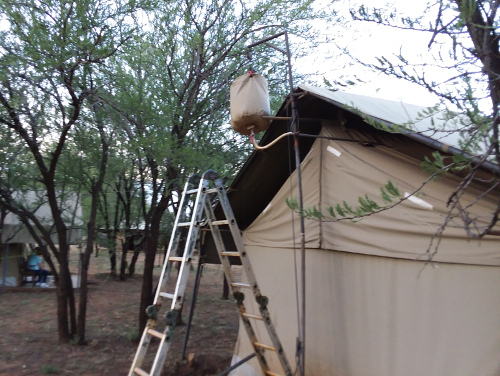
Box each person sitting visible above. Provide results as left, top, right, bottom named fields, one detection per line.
left=27, top=248, right=50, bottom=287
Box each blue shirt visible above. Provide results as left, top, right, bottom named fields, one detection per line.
left=27, top=254, right=41, bottom=271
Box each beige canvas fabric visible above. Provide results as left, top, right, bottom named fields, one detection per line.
left=231, top=247, right=500, bottom=376
left=244, top=120, right=500, bottom=266
left=231, top=121, right=500, bottom=375
left=230, top=73, right=270, bottom=135
left=0, top=244, right=23, bottom=286
left=2, top=191, right=83, bottom=244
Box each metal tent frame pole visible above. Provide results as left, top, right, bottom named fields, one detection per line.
left=1, top=243, right=9, bottom=294
left=247, top=30, right=306, bottom=376
left=181, top=258, right=204, bottom=360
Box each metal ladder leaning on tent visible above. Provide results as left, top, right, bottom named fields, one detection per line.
left=128, top=170, right=292, bottom=376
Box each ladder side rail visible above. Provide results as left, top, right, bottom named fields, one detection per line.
left=129, top=182, right=192, bottom=376
left=149, top=336, right=168, bottom=376
left=202, top=201, right=236, bottom=287
left=146, top=178, right=207, bottom=376
left=169, top=178, right=208, bottom=311
left=212, top=178, right=262, bottom=297
left=203, top=200, right=272, bottom=375
left=128, top=326, right=154, bottom=376
left=129, top=176, right=201, bottom=376
left=155, top=235, right=179, bottom=304
left=212, top=177, right=293, bottom=376
left=153, top=178, right=195, bottom=304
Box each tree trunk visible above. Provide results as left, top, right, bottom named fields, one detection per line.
left=139, top=196, right=169, bottom=332
left=128, top=241, right=141, bottom=278
left=120, top=236, right=130, bottom=281
left=56, top=254, right=75, bottom=342
left=77, top=114, right=109, bottom=344
left=76, top=253, right=89, bottom=344
left=109, top=247, right=117, bottom=277
left=222, top=274, right=229, bottom=300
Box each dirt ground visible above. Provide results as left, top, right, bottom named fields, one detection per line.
left=0, top=250, right=240, bottom=375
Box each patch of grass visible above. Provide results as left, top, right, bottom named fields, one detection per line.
left=40, top=364, right=61, bottom=375
left=196, top=294, right=221, bottom=303
left=124, top=328, right=140, bottom=342
left=70, top=335, right=80, bottom=345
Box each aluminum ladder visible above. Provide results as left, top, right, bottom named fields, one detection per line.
left=128, top=170, right=292, bottom=376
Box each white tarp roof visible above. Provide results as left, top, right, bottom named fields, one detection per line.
left=298, top=84, right=467, bottom=150
left=1, top=191, right=83, bottom=244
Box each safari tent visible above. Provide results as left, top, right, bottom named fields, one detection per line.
left=0, top=243, right=27, bottom=287
left=0, top=191, right=83, bottom=286
left=220, top=86, right=500, bottom=375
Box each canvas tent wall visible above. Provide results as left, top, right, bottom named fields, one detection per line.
left=0, top=243, right=25, bottom=287
left=222, top=87, right=500, bottom=375
left=0, top=191, right=83, bottom=286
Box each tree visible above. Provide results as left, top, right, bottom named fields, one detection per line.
left=323, top=0, right=500, bottom=238
left=62, top=98, right=115, bottom=343
left=0, top=0, right=141, bottom=342
left=1, top=0, right=334, bottom=342
left=100, top=0, right=326, bottom=332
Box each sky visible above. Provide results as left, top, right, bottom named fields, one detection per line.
left=295, top=0, right=444, bottom=107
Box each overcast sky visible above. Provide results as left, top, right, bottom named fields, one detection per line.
left=296, top=0, right=443, bottom=106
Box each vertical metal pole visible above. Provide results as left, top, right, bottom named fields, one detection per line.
left=1, top=243, right=8, bottom=293
left=77, top=243, right=82, bottom=289
left=284, top=31, right=306, bottom=376
left=181, top=259, right=204, bottom=359
left=247, top=30, right=306, bottom=376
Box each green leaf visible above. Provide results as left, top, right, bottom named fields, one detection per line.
left=342, top=200, right=355, bottom=214
left=380, top=189, right=392, bottom=203
left=384, top=181, right=400, bottom=197
left=335, top=203, right=345, bottom=217
left=326, top=206, right=337, bottom=218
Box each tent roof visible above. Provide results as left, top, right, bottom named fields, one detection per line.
left=298, top=85, right=442, bottom=133
left=298, top=85, right=496, bottom=169
left=2, top=191, right=83, bottom=244
left=223, top=85, right=498, bottom=231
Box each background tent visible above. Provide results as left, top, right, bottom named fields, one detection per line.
left=217, top=87, right=500, bottom=376
left=0, top=191, right=83, bottom=286
left=0, top=243, right=25, bottom=287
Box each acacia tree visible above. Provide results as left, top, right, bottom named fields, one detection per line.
left=101, top=0, right=325, bottom=331
left=0, top=0, right=141, bottom=342
left=322, top=1, right=500, bottom=237
left=60, top=97, right=116, bottom=342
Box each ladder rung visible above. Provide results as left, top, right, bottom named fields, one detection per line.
left=177, top=222, right=191, bottom=227
left=160, top=292, right=175, bottom=299
left=231, top=282, right=251, bottom=288
left=168, top=256, right=183, bottom=262
left=221, top=251, right=240, bottom=257
left=147, top=328, right=165, bottom=339
left=254, top=342, right=276, bottom=351
left=186, top=188, right=198, bottom=194
left=211, top=220, right=229, bottom=226
left=133, top=367, right=150, bottom=376
left=206, top=188, right=218, bottom=193
left=242, top=312, right=263, bottom=320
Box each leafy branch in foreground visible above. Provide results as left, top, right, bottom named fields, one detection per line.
left=422, top=151, right=472, bottom=175
left=286, top=181, right=401, bottom=221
